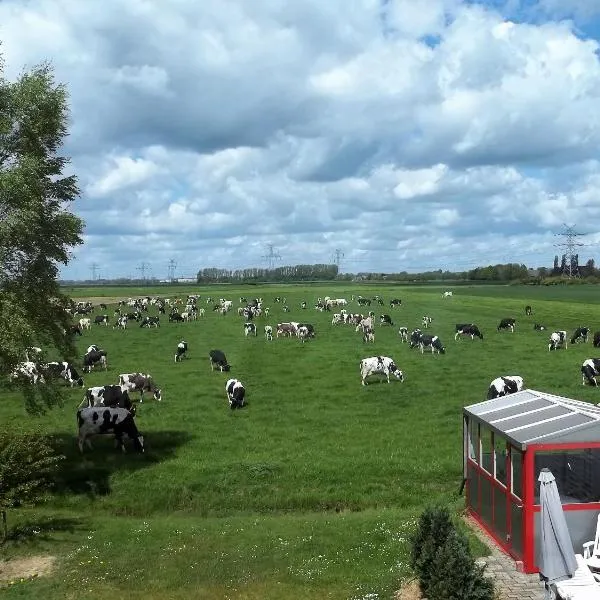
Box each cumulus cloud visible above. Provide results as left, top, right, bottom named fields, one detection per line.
left=0, top=0, right=599, bottom=278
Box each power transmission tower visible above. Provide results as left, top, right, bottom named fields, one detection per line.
left=167, top=259, right=177, bottom=282
left=90, top=263, right=99, bottom=281
left=554, top=224, right=586, bottom=277
left=333, top=248, right=344, bottom=268
left=262, top=244, right=282, bottom=269
left=136, top=262, right=150, bottom=282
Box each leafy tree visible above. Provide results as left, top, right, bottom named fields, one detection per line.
left=0, top=427, right=63, bottom=542
left=0, top=54, right=83, bottom=411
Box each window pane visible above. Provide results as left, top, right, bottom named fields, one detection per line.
left=468, top=420, right=477, bottom=461
left=480, top=425, right=493, bottom=474
left=512, top=448, right=523, bottom=499
left=494, top=436, right=507, bottom=486
left=534, top=449, right=600, bottom=504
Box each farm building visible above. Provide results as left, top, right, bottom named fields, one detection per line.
left=463, top=389, right=600, bottom=574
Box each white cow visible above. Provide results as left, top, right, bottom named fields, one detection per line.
left=360, top=356, right=404, bottom=386
left=264, top=325, right=273, bottom=341
left=548, top=331, right=568, bottom=351
left=443, top=291, right=453, bottom=298
left=79, top=318, right=91, bottom=330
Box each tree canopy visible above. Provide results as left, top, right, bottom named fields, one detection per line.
left=0, top=54, right=83, bottom=411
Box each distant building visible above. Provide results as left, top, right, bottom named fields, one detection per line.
left=176, top=277, right=196, bottom=283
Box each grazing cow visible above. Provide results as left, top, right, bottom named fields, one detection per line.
left=297, top=323, right=315, bottom=338
left=209, top=350, right=231, bottom=372
left=581, top=358, right=600, bottom=386
left=244, top=322, right=257, bottom=337
left=79, top=318, right=91, bottom=330
left=525, top=305, right=532, bottom=316
left=454, top=324, right=484, bottom=341
left=114, top=315, right=128, bottom=329
left=140, top=316, right=160, bottom=328
left=443, top=291, right=453, bottom=298
left=10, top=361, right=45, bottom=384
left=380, top=314, right=394, bottom=327
left=79, top=385, right=133, bottom=411
left=356, top=316, right=374, bottom=333
left=264, top=325, right=273, bottom=341
left=421, top=316, right=433, bottom=328
left=419, top=334, right=446, bottom=354
left=487, top=376, right=524, bottom=399
left=45, top=361, right=84, bottom=387
left=94, top=315, right=109, bottom=326
left=534, top=323, right=546, bottom=331
left=331, top=313, right=343, bottom=325
left=118, top=373, right=162, bottom=402
left=497, top=318, right=516, bottom=332
left=276, top=323, right=296, bottom=337
left=169, top=313, right=184, bottom=323
left=357, top=297, right=372, bottom=307
left=83, top=350, right=107, bottom=373
left=125, top=311, right=142, bottom=322
left=398, top=327, right=409, bottom=343
left=225, top=378, right=246, bottom=409
left=86, top=344, right=100, bottom=354
left=77, top=407, right=144, bottom=453
left=548, top=331, right=568, bottom=351
left=571, top=327, right=590, bottom=344
left=389, top=298, right=402, bottom=308
left=297, top=326, right=310, bottom=343
left=363, top=328, right=375, bottom=343
left=409, top=329, right=423, bottom=349
left=175, top=340, right=188, bottom=362
left=360, top=356, right=404, bottom=385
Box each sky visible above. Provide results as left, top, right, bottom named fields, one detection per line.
left=2, top=0, right=600, bottom=280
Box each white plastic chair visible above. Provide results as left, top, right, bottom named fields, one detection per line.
left=582, top=513, right=600, bottom=574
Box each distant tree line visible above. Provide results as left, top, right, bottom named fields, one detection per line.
left=196, top=264, right=339, bottom=283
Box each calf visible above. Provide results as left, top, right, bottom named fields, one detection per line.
left=79, top=385, right=133, bottom=411
left=379, top=314, right=394, bottom=327
left=77, top=407, right=144, bottom=453
left=209, top=350, right=231, bottom=372
left=497, top=318, right=515, bottom=332
left=571, top=327, right=590, bottom=344
left=454, top=324, right=484, bottom=341
left=83, top=349, right=108, bottom=373
left=225, top=378, right=246, bottom=409
left=175, top=340, right=188, bottom=362
left=487, top=376, right=524, bottom=400
left=548, top=331, right=568, bottom=351
left=244, top=322, right=257, bottom=337
left=360, top=356, right=404, bottom=386
left=398, top=327, right=408, bottom=343
left=118, top=373, right=162, bottom=402
left=419, top=335, right=446, bottom=354
left=581, top=358, right=600, bottom=386
left=264, top=325, right=273, bottom=341
left=94, top=315, right=109, bottom=326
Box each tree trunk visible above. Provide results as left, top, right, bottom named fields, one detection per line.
left=1, top=509, right=7, bottom=544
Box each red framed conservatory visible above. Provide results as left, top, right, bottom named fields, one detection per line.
left=463, top=389, right=600, bottom=574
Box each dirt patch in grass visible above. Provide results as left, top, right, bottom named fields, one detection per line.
left=75, top=297, right=126, bottom=305
left=394, top=578, right=422, bottom=600
left=0, top=555, right=57, bottom=585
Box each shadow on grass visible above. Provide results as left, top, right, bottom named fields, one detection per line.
left=49, top=430, right=192, bottom=498
left=4, top=515, right=87, bottom=547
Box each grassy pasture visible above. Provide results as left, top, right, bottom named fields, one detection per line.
left=2, top=284, right=600, bottom=599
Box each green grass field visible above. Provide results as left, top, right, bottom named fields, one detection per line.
left=2, top=283, right=599, bottom=599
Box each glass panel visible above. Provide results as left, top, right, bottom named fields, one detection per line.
left=493, top=485, right=508, bottom=543
left=534, top=448, right=600, bottom=504
left=468, top=419, right=477, bottom=461
left=480, top=424, right=493, bottom=474
left=494, top=436, right=507, bottom=486
left=510, top=501, right=523, bottom=557
left=467, top=462, right=479, bottom=512
left=480, top=475, right=493, bottom=527
left=512, top=447, right=523, bottom=499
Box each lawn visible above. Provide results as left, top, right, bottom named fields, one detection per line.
left=1, top=283, right=599, bottom=598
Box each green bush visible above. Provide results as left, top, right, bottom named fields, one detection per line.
left=409, top=505, right=454, bottom=596
left=0, top=428, right=63, bottom=541
left=427, top=528, right=494, bottom=600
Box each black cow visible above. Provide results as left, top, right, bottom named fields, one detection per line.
left=209, top=350, right=230, bottom=372
left=94, top=315, right=109, bottom=326
left=582, top=358, right=600, bottom=386
left=389, top=299, right=402, bottom=308
left=380, top=314, right=394, bottom=326
left=83, top=349, right=107, bottom=373
left=497, top=318, right=516, bottom=332
left=571, top=327, right=590, bottom=344
left=454, top=324, right=484, bottom=340
left=67, top=324, right=83, bottom=336
left=357, top=297, right=371, bottom=306
left=77, top=407, right=144, bottom=453
left=169, top=313, right=184, bottom=323
left=525, top=305, right=532, bottom=316
left=79, top=385, right=133, bottom=411
left=419, top=334, right=446, bottom=354
left=140, top=316, right=160, bottom=328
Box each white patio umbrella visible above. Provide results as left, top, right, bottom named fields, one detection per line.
left=538, top=468, right=578, bottom=598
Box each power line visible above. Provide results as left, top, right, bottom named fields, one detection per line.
left=262, top=244, right=282, bottom=270
left=332, top=248, right=345, bottom=268
left=90, top=263, right=99, bottom=281
left=554, top=224, right=586, bottom=277
left=136, top=262, right=151, bottom=281
left=167, top=259, right=177, bottom=282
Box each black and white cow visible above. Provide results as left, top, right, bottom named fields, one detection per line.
left=10, top=361, right=45, bottom=384
left=140, top=316, right=160, bottom=328
left=169, top=313, right=184, bottom=323
left=454, top=324, right=484, bottom=341
left=362, top=327, right=375, bottom=343
left=114, top=316, right=128, bottom=329
left=525, top=305, right=532, bottom=316
left=264, top=325, right=273, bottom=340
left=360, top=356, right=403, bottom=385
left=94, top=315, right=109, bottom=326
left=244, top=322, right=257, bottom=337
left=534, top=323, right=546, bottom=331
left=118, top=373, right=162, bottom=402
left=548, top=330, right=568, bottom=351
left=398, top=327, right=409, bottom=343
left=379, top=314, right=394, bottom=326
left=175, top=340, right=188, bottom=362
left=225, top=378, right=246, bottom=409
left=45, top=361, right=84, bottom=387
left=409, top=329, right=423, bottom=349
left=419, top=335, right=446, bottom=354
left=421, top=316, right=433, bottom=328
left=209, top=350, right=231, bottom=372
left=487, top=376, right=524, bottom=399
left=497, top=318, right=516, bottom=332
left=297, top=323, right=315, bottom=338
left=594, top=332, right=600, bottom=348
left=389, top=298, right=402, bottom=308
left=83, top=349, right=108, bottom=373
left=581, top=358, right=600, bottom=386
left=571, top=327, right=590, bottom=344
left=79, top=385, right=133, bottom=411
left=77, top=407, right=144, bottom=453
